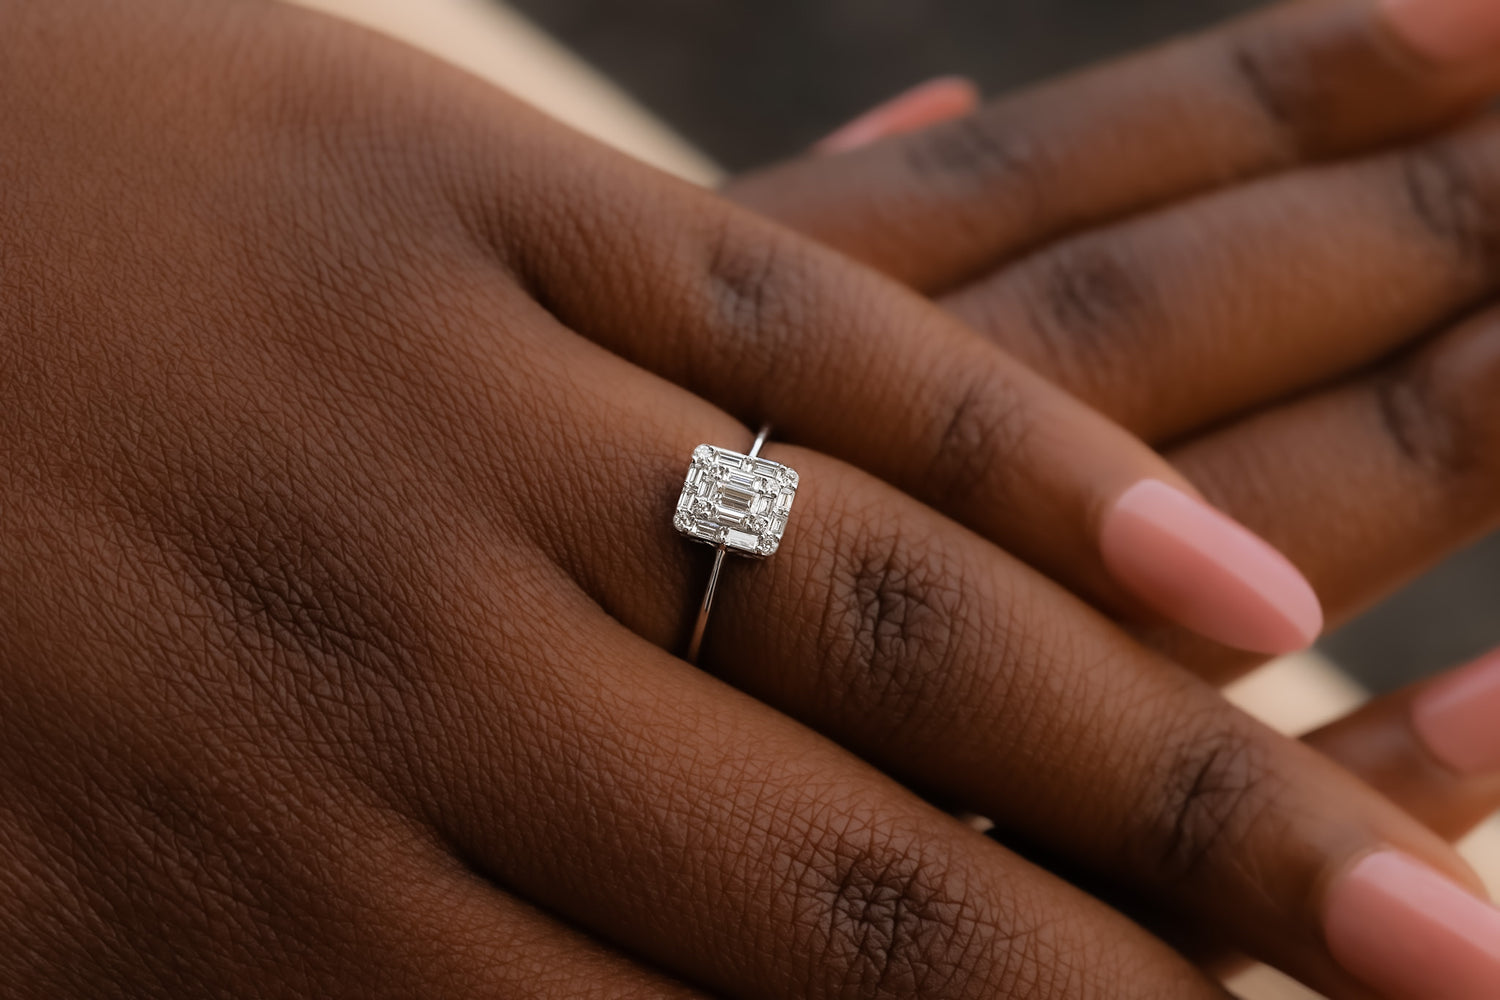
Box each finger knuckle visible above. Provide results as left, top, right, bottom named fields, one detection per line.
left=1141, top=715, right=1278, bottom=881
left=1400, top=140, right=1500, bottom=282
left=1374, top=354, right=1468, bottom=477
left=1220, top=29, right=1308, bottom=159
left=697, top=221, right=817, bottom=406
left=923, top=362, right=1035, bottom=514
left=815, top=509, right=967, bottom=742
left=706, top=222, right=784, bottom=338
left=1375, top=340, right=1500, bottom=483
left=1018, top=238, right=1157, bottom=381
left=900, top=110, right=1044, bottom=204
left=792, top=821, right=998, bottom=999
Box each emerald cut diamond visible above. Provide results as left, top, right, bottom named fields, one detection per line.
left=675, top=444, right=798, bottom=558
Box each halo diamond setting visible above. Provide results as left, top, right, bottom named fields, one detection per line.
left=674, top=444, right=798, bottom=558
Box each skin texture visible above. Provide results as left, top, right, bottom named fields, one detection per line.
left=726, top=0, right=1500, bottom=978
left=3, top=1, right=1500, bottom=999
left=729, top=0, right=1500, bottom=683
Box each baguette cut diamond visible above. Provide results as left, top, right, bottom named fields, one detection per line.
left=675, top=444, right=798, bottom=557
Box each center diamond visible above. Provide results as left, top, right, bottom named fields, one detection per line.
left=674, top=444, right=799, bottom=557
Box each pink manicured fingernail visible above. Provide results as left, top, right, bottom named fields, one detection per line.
left=815, top=77, right=980, bottom=154
left=1382, top=0, right=1500, bottom=64
left=1099, top=480, right=1323, bottom=654
left=1413, top=649, right=1500, bottom=774
left=1326, top=851, right=1500, bottom=1000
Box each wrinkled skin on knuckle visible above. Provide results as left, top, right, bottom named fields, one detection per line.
left=499, top=186, right=841, bottom=426
left=1003, top=236, right=1162, bottom=414
left=689, top=218, right=831, bottom=414
left=1375, top=314, right=1500, bottom=496
left=1375, top=352, right=1471, bottom=479
left=1124, top=708, right=1285, bottom=887
left=1213, top=22, right=1323, bottom=163
left=904, top=358, right=1039, bottom=520
left=1212, top=0, right=1462, bottom=161
left=800, top=497, right=973, bottom=751
left=1398, top=129, right=1500, bottom=288
left=895, top=108, right=1054, bottom=253
left=778, top=810, right=1059, bottom=1000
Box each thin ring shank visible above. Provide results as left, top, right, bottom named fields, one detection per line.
left=686, top=424, right=772, bottom=664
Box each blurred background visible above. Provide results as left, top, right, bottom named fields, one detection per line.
left=508, top=0, right=1257, bottom=169
left=505, top=0, right=1500, bottom=695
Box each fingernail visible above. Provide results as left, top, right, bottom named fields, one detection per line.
left=1325, top=851, right=1500, bottom=1000
left=1381, top=0, right=1500, bottom=64
left=1099, top=480, right=1323, bottom=655
left=815, top=77, right=980, bottom=154
left=1412, top=648, right=1500, bottom=775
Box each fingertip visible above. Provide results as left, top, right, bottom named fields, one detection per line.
left=1412, top=648, right=1500, bottom=776
left=814, top=76, right=981, bottom=154
left=1325, top=849, right=1500, bottom=1000
left=1100, top=480, right=1324, bottom=655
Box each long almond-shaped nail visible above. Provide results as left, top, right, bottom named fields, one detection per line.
left=1099, top=480, right=1323, bottom=654
left=1381, top=0, right=1500, bottom=64
left=815, top=77, right=980, bottom=154
left=1326, top=851, right=1500, bottom=1000
left=1412, top=649, right=1500, bottom=774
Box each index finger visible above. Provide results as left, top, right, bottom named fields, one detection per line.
left=728, top=0, right=1500, bottom=292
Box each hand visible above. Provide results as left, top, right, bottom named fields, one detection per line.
left=725, top=0, right=1500, bottom=989
left=732, top=0, right=1500, bottom=677
left=730, top=0, right=1500, bottom=834
left=2, top=2, right=1495, bottom=999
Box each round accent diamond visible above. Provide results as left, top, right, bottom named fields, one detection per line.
left=692, top=445, right=715, bottom=464
left=780, top=468, right=799, bottom=487
left=673, top=512, right=694, bottom=533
